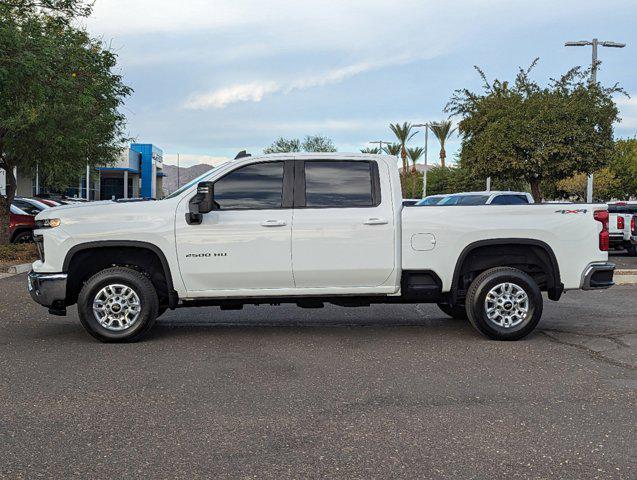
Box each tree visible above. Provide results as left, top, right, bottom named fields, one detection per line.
left=429, top=121, right=456, bottom=168
left=301, top=135, right=337, bottom=152
left=407, top=146, right=424, bottom=197
left=389, top=122, right=418, bottom=195
left=383, top=143, right=402, bottom=156
left=0, top=0, right=131, bottom=243
left=263, top=137, right=301, bottom=154
left=609, top=138, right=637, bottom=199
left=360, top=147, right=380, bottom=154
left=556, top=168, right=620, bottom=201
left=263, top=135, right=336, bottom=154
left=446, top=60, right=623, bottom=201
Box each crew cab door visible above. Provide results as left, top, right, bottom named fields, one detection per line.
left=175, top=160, right=294, bottom=292
left=291, top=159, right=396, bottom=288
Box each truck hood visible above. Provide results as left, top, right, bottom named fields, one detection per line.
left=34, top=199, right=161, bottom=223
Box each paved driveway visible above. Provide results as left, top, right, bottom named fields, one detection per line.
left=1, top=273, right=635, bottom=479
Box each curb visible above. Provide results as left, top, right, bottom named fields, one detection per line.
left=614, top=269, right=637, bottom=285
left=0, top=262, right=32, bottom=275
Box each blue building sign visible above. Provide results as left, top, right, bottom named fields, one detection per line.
left=130, top=143, right=164, bottom=198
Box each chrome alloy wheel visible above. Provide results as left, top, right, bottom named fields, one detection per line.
left=92, top=284, right=141, bottom=331
left=484, top=282, right=529, bottom=328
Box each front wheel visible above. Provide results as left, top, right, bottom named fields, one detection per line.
left=77, top=266, right=159, bottom=343
left=465, top=267, right=542, bottom=341
left=12, top=230, right=33, bottom=244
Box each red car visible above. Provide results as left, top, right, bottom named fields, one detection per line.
left=35, top=198, right=63, bottom=207
left=9, top=205, right=35, bottom=243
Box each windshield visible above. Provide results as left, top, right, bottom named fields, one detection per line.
left=438, top=194, right=490, bottom=206
left=163, top=163, right=228, bottom=199
left=416, top=196, right=445, bottom=206
left=13, top=199, right=44, bottom=215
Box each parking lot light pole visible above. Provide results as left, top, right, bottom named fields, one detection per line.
left=565, top=38, right=626, bottom=203
left=413, top=123, right=436, bottom=198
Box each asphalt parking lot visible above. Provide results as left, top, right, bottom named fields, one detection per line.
left=1, top=273, right=635, bottom=479
left=611, top=251, right=637, bottom=269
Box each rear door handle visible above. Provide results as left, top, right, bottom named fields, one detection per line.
left=364, top=218, right=388, bottom=225
left=261, top=219, right=287, bottom=227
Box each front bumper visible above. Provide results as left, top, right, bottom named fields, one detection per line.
left=581, top=262, right=615, bottom=290
left=28, top=271, right=67, bottom=310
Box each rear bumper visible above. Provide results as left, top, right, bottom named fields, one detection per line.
left=28, top=271, right=67, bottom=309
left=609, top=233, right=625, bottom=247
left=581, top=262, right=615, bottom=290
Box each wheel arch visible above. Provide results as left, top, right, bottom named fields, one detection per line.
left=63, top=241, right=177, bottom=308
left=451, top=238, right=563, bottom=303
left=10, top=228, right=33, bottom=243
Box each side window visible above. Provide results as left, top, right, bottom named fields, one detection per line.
left=457, top=195, right=489, bottom=205
left=214, top=162, right=284, bottom=210
left=491, top=195, right=529, bottom=205
left=304, top=161, right=377, bottom=208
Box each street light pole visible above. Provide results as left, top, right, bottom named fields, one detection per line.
left=177, top=153, right=180, bottom=189
left=565, top=38, right=626, bottom=203
left=369, top=140, right=391, bottom=154
left=413, top=123, right=436, bottom=198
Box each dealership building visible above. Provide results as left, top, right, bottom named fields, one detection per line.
left=0, top=143, right=164, bottom=200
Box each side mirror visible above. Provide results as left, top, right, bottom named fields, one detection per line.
left=186, top=181, right=216, bottom=225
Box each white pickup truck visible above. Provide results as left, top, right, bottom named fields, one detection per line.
left=608, top=203, right=637, bottom=256
left=28, top=153, right=614, bottom=342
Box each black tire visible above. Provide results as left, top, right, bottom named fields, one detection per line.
left=437, top=302, right=468, bottom=320
left=626, top=244, right=637, bottom=257
left=465, top=267, right=543, bottom=341
left=77, top=266, right=159, bottom=343
left=12, top=230, right=33, bottom=244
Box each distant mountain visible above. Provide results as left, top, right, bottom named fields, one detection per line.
left=162, top=163, right=215, bottom=194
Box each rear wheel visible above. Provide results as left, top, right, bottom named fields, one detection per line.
left=626, top=244, right=637, bottom=257
left=465, top=267, right=542, bottom=341
left=437, top=302, right=468, bottom=320
left=77, top=266, right=159, bottom=343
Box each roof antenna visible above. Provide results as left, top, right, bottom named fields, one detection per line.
left=234, top=150, right=251, bottom=159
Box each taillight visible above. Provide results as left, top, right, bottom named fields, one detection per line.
left=594, top=210, right=609, bottom=251
left=632, top=215, right=636, bottom=235
left=618, top=216, right=625, bottom=230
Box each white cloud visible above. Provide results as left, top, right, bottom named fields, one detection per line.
left=617, top=95, right=637, bottom=133
left=184, top=56, right=418, bottom=109
left=184, top=81, right=280, bottom=109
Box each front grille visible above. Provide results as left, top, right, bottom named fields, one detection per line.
left=34, top=235, right=44, bottom=262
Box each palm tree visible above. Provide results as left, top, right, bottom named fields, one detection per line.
left=389, top=122, right=418, bottom=194
left=429, top=121, right=456, bottom=168
left=407, top=147, right=424, bottom=197
left=360, top=147, right=380, bottom=154
left=382, top=143, right=402, bottom=156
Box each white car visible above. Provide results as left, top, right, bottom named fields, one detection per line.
left=12, top=197, right=51, bottom=216
left=28, top=153, right=613, bottom=342
left=415, top=194, right=447, bottom=206
left=435, top=191, right=534, bottom=206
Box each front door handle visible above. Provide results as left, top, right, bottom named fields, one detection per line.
left=364, top=218, right=388, bottom=225
left=261, top=219, right=287, bottom=227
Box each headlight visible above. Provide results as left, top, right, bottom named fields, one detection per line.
left=35, top=218, right=61, bottom=229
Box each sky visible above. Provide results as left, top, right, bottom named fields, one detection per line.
left=84, top=0, right=637, bottom=167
